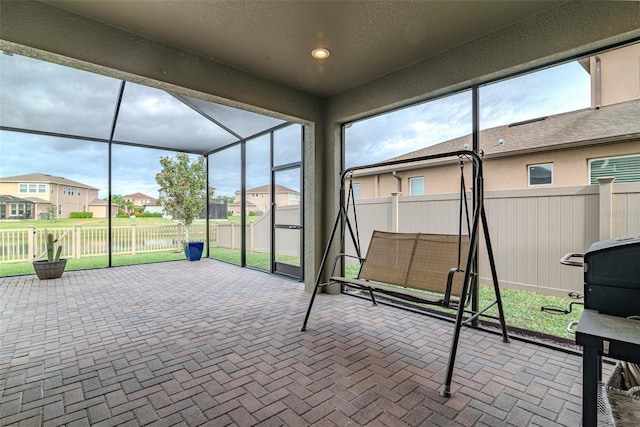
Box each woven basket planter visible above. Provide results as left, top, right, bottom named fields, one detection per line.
left=605, top=362, right=640, bottom=427
left=33, top=259, right=67, bottom=280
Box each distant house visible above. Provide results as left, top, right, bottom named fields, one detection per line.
left=229, top=184, right=300, bottom=216
left=123, top=192, right=157, bottom=210
left=0, top=173, right=107, bottom=219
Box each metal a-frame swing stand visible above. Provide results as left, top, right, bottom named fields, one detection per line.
left=301, top=150, right=509, bottom=397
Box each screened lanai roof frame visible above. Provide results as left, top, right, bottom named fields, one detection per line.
left=0, top=52, right=292, bottom=156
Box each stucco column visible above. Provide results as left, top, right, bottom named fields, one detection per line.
left=598, top=177, right=615, bottom=240
left=390, top=192, right=402, bottom=232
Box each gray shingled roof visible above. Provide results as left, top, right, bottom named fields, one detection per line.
left=89, top=198, right=108, bottom=206
left=0, top=173, right=99, bottom=190
left=358, top=99, right=640, bottom=175
left=0, top=195, right=33, bottom=203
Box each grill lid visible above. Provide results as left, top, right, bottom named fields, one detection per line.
left=584, top=236, right=640, bottom=318
left=584, top=236, right=640, bottom=289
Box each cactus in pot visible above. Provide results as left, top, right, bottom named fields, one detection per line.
left=33, top=231, right=67, bottom=280
left=46, top=232, right=63, bottom=262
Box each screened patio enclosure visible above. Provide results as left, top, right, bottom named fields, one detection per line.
left=0, top=52, right=305, bottom=279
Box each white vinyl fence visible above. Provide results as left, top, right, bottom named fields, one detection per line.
left=345, top=182, right=640, bottom=296
left=0, top=223, right=214, bottom=263
left=215, top=205, right=301, bottom=257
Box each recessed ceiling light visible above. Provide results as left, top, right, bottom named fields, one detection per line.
left=311, top=48, right=330, bottom=59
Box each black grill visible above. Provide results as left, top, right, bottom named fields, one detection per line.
left=583, top=236, right=640, bottom=318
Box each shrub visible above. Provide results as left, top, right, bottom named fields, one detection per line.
left=117, top=212, right=129, bottom=218
left=140, top=212, right=162, bottom=218
left=70, top=212, right=93, bottom=218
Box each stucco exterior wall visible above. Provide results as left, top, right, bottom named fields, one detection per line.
left=593, top=43, right=640, bottom=108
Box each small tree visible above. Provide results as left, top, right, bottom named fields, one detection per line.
left=46, top=205, right=57, bottom=222
left=155, top=153, right=206, bottom=242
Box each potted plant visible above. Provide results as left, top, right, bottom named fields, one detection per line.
left=156, top=153, right=207, bottom=261
left=33, top=232, right=67, bottom=279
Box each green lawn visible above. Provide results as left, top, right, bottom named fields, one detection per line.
left=0, top=217, right=178, bottom=229
left=224, top=215, right=262, bottom=224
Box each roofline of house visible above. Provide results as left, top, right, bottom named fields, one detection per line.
left=351, top=132, right=640, bottom=178
left=0, top=174, right=100, bottom=190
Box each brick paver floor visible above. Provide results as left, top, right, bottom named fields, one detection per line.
left=1, top=260, right=598, bottom=426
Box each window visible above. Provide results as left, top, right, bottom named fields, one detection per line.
left=19, top=183, right=47, bottom=193
left=589, top=154, right=640, bottom=184
left=351, top=183, right=360, bottom=200
left=10, top=203, right=26, bottom=216
left=77, top=188, right=81, bottom=196
left=528, top=164, right=553, bottom=186
left=69, top=187, right=74, bottom=195
left=58, top=205, right=62, bottom=215
left=409, top=177, right=424, bottom=195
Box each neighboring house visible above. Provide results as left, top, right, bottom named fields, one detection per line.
left=353, top=45, right=640, bottom=198
left=123, top=192, right=157, bottom=210
left=229, top=185, right=300, bottom=216
left=0, top=173, right=104, bottom=219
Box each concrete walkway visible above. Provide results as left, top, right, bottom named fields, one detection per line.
left=1, top=260, right=595, bottom=426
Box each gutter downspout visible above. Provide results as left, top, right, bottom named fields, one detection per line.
left=595, top=56, right=601, bottom=109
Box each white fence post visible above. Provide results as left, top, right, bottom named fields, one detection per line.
left=250, top=221, right=255, bottom=252
left=28, top=226, right=36, bottom=261
left=75, top=225, right=82, bottom=259
left=598, top=177, right=615, bottom=240
left=390, top=192, right=401, bottom=232
left=131, top=224, right=137, bottom=255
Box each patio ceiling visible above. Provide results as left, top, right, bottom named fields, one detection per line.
left=45, top=0, right=566, bottom=98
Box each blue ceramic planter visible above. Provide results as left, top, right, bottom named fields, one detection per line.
left=184, top=242, right=204, bottom=261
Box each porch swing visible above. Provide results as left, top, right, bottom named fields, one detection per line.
left=300, top=150, right=509, bottom=397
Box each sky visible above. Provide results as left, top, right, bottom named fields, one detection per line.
left=0, top=51, right=590, bottom=200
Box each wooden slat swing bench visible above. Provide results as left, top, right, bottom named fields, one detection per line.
left=301, top=150, right=510, bottom=397
left=330, top=230, right=469, bottom=309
